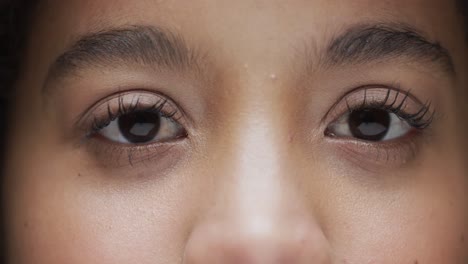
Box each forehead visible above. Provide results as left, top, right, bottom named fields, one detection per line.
left=38, top=0, right=458, bottom=38
left=32, top=0, right=461, bottom=70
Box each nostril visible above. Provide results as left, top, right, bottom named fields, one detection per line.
left=183, top=219, right=332, bottom=264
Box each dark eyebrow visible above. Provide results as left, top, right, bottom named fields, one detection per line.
left=44, top=25, right=201, bottom=92
left=324, top=23, right=455, bottom=74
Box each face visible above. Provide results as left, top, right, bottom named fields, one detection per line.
left=3, top=0, right=468, bottom=263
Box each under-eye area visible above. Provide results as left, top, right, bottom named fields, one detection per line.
left=324, top=86, right=435, bottom=168
left=75, top=90, right=188, bottom=167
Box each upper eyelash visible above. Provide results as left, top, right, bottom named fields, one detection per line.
left=345, top=87, right=435, bottom=129
left=89, top=94, right=180, bottom=134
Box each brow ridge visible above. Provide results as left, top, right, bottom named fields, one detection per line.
left=43, top=25, right=200, bottom=93
left=324, top=23, right=455, bottom=74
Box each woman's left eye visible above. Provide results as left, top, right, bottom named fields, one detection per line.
left=326, top=108, right=413, bottom=142
left=98, top=110, right=185, bottom=144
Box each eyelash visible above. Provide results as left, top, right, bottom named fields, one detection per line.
left=344, top=88, right=434, bottom=130
left=87, top=94, right=181, bottom=137
left=76, top=86, right=434, bottom=170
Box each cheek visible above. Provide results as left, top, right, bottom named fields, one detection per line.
left=336, top=197, right=467, bottom=263
left=5, top=137, right=468, bottom=263
left=5, top=157, right=195, bottom=264
left=328, top=175, right=468, bottom=263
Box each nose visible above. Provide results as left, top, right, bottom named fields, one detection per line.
left=183, top=211, right=331, bottom=264
left=183, top=143, right=332, bottom=263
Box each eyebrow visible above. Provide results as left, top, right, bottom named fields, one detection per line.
left=44, top=22, right=455, bottom=93
left=44, top=25, right=201, bottom=92
left=323, top=23, right=455, bottom=74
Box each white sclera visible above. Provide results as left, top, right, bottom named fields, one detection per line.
left=330, top=112, right=412, bottom=141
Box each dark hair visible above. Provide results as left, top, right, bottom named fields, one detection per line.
left=0, top=1, right=37, bottom=261
left=0, top=0, right=35, bottom=94
left=0, top=0, right=36, bottom=158
left=460, top=0, right=468, bottom=30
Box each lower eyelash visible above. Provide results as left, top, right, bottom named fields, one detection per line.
left=81, top=136, right=186, bottom=169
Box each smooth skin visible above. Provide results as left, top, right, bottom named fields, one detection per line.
left=3, top=0, right=468, bottom=263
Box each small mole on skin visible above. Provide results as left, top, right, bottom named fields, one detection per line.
left=414, top=260, right=419, bottom=264
left=23, top=222, right=28, bottom=228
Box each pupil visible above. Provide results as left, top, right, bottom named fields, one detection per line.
left=118, top=111, right=161, bottom=143
left=349, top=109, right=390, bottom=141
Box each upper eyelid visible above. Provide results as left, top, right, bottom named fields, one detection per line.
left=74, top=90, right=185, bottom=133
left=76, top=90, right=172, bottom=121
left=322, top=84, right=427, bottom=123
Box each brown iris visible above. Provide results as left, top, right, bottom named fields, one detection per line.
left=118, top=111, right=161, bottom=143
left=349, top=109, right=390, bottom=141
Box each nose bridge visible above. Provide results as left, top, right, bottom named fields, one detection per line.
left=217, top=88, right=300, bottom=225
left=207, top=81, right=301, bottom=234
left=232, top=109, right=284, bottom=218
left=209, top=70, right=292, bottom=217
left=212, top=72, right=311, bottom=229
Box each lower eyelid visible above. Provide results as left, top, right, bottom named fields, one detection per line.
left=81, top=137, right=188, bottom=169
left=325, top=132, right=421, bottom=172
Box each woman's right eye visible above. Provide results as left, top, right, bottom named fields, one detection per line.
left=75, top=91, right=189, bottom=166
left=98, top=110, right=186, bottom=144
left=79, top=91, right=188, bottom=145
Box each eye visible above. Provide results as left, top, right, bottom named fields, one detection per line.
left=326, top=108, right=413, bottom=142
left=324, top=87, right=434, bottom=143
left=75, top=91, right=189, bottom=167
left=98, top=110, right=185, bottom=144
left=79, top=91, right=187, bottom=145
left=323, top=86, right=435, bottom=168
